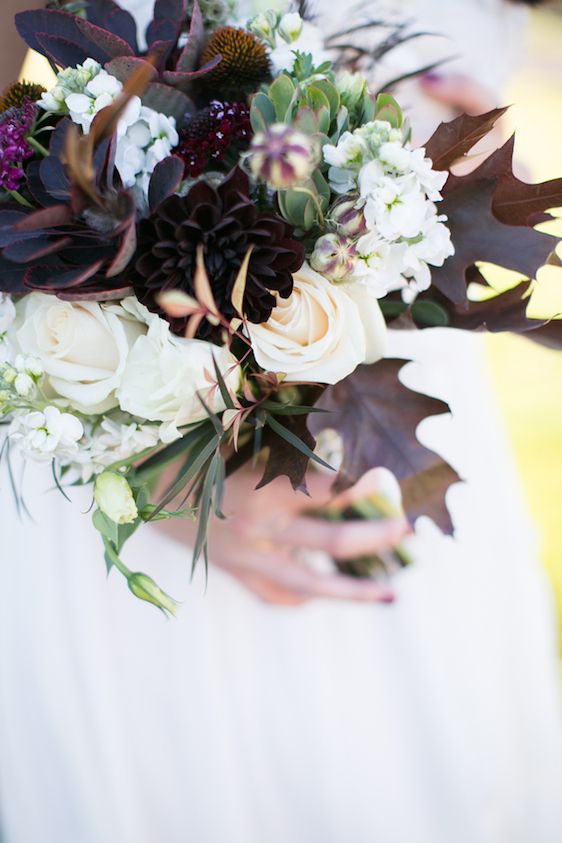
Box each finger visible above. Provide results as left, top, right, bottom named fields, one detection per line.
left=328, top=468, right=398, bottom=511
left=272, top=516, right=410, bottom=559
left=262, top=559, right=396, bottom=603
left=234, top=571, right=309, bottom=606
left=420, top=73, right=496, bottom=115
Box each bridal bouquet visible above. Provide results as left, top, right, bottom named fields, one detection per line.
left=0, top=0, right=560, bottom=613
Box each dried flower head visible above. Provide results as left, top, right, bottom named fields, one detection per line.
left=200, top=27, right=271, bottom=96
left=0, top=81, right=46, bottom=114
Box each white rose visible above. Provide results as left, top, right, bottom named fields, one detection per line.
left=246, top=262, right=386, bottom=385
left=0, top=293, right=16, bottom=333
left=117, top=314, right=240, bottom=443
left=16, top=293, right=145, bottom=413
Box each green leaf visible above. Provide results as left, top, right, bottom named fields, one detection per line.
left=411, top=300, right=450, bottom=327
left=191, top=450, right=220, bottom=573
left=134, top=423, right=209, bottom=483
left=375, top=93, right=403, bottom=128
left=292, top=105, right=320, bottom=134
left=268, top=74, right=296, bottom=122
left=150, top=432, right=219, bottom=520
left=312, top=78, right=340, bottom=119
left=250, top=92, right=276, bottom=132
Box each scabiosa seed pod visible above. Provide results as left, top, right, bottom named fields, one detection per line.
left=200, top=27, right=271, bottom=97
left=249, top=124, right=318, bottom=189
left=328, top=195, right=367, bottom=238
left=310, top=233, right=358, bottom=282
left=178, top=100, right=252, bottom=178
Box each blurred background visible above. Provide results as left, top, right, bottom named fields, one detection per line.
left=486, top=0, right=562, bottom=642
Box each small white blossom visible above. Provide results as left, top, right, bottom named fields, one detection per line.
left=11, top=406, right=84, bottom=462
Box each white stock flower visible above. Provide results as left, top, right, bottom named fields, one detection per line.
left=39, top=60, right=178, bottom=194
left=11, top=406, right=84, bottom=462
left=117, top=314, right=240, bottom=443
left=354, top=232, right=407, bottom=296
left=362, top=175, right=429, bottom=240
left=16, top=293, right=145, bottom=414
left=246, top=263, right=386, bottom=385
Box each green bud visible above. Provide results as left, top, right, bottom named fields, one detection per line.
left=127, top=572, right=179, bottom=616
left=3, top=366, right=16, bottom=385
left=94, top=471, right=138, bottom=525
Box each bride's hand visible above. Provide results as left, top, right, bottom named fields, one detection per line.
left=160, top=467, right=410, bottom=606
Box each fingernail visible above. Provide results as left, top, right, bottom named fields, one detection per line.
left=422, top=72, right=442, bottom=83
left=379, top=591, right=395, bottom=604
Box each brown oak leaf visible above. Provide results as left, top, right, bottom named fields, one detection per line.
left=424, top=107, right=508, bottom=171
left=309, top=359, right=460, bottom=534
left=431, top=179, right=556, bottom=305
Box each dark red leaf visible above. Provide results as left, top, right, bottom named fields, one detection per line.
left=146, top=0, right=189, bottom=48
left=84, top=0, right=139, bottom=52
left=148, top=156, right=185, bottom=211
left=309, top=360, right=460, bottom=534
left=36, top=34, right=93, bottom=69
left=4, top=236, right=73, bottom=263
left=424, top=107, right=508, bottom=172
left=142, top=82, right=193, bottom=122
left=104, top=57, right=158, bottom=85
left=16, top=10, right=133, bottom=66
left=161, top=56, right=223, bottom=92
left=176, top=0, right=204, bottom=72
left=13, top=205, right=73, bottom=232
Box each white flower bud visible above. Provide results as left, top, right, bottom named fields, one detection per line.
left=14, top=372, right=34, bottom=397
left=310, top=233, right=357, bottom=282
left=127, top=572, right=179, bottom=616
left=94, top=471, right=138, bottom=525
left=249, top=124, right=317, bottom=189
left=278, top=12, right=303, bottom=43
left=328, top=195, right=367, bottom=237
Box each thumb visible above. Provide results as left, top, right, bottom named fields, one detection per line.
left=420, top=73, right=496, bottom=115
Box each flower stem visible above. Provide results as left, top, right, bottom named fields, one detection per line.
left=26, top=135, right=49, bottom=157
left=6, top=189, right=33, bottom=207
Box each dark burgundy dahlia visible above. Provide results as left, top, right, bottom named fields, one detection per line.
left=132, top=167, right=304, bottom=335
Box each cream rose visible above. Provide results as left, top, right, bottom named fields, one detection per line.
left=117, top=313, right=240, bottom=443
left=16, top=293, right=145, bottom=413
left=246, top=262, right=386, bottom=384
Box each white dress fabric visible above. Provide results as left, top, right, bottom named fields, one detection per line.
left=1, top=2, right=562, bottom=842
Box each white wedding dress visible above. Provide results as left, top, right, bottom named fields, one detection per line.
left=2, top=2, right=562, bottom=842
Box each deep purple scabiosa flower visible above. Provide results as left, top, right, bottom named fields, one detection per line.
left=178, top=101, right=252, bottom=178
left=0, top=100, right=37, bottom=191
left=249, top=124, right=318, bottom=189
